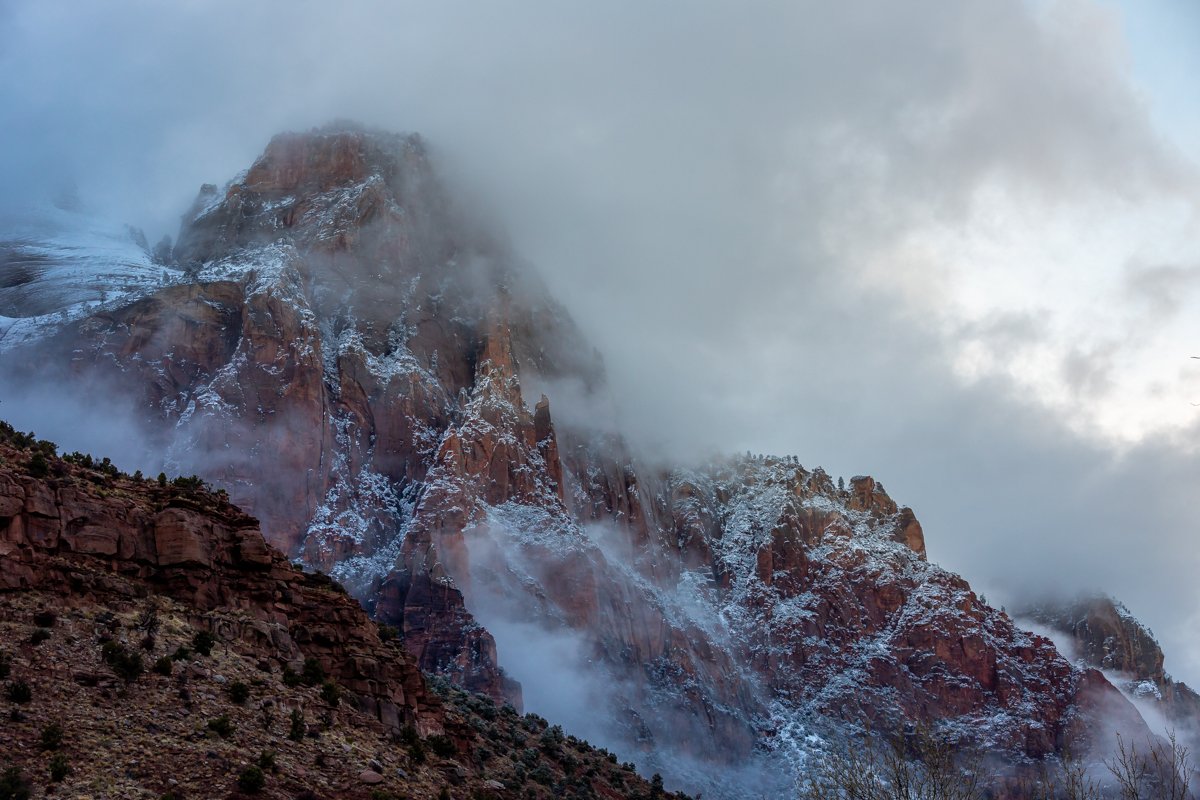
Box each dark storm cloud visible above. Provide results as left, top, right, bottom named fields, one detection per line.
left=2, top=0, right=1199, bottom=684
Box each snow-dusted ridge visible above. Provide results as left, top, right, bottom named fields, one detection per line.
left=0, top=203, right=182, bottom=350
left=0, top=126, right=1164, bottom=799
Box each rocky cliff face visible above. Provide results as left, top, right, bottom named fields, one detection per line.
left=0, top=125, right=1155, bottom=793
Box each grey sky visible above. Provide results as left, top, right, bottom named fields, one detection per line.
left=2, top=0, right=1199, bottom=684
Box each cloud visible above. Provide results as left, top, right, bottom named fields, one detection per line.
left=2, top=0, right=1200, bottom=693
left=0, top=376, right=167, bottom=477
left=1123, top=262, right=1200, bottom=320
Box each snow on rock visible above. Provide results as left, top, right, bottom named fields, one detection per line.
left=0, top=203, right=177, bottom=349
left=0, top=125, right=1160, bottom=798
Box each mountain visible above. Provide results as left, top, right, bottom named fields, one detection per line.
left=0, top=426, right=676, bottom=799
left=0, top=201, right=167, bottom=346
left=1021, top=595, right=1200, bottom=736
left=0, top=125, right=1158, bottom=794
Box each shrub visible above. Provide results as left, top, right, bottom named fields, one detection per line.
left=207, top=715, right=234, bottom=739
left=797, top=726, right=989, bottom=800
left=0, top=654, right=8, bottom=680
left=281, top=667, right=301, bottom=687
left=171, top=646, right=191, bottom=662
left=172, top=475, right=206, bottom=491
left=427, top=735, right=455, bottom=758
left=48, top=754, right=70, bottom=782
left=153, top=656, right=173, bottom=676
left=530, top=765, right=553, bottom=786
left=28, top=629, right=50, bottom=646
left=191, top=630, right=216, bottom=657
left=377, top=624, right=399, bottom=642
left=40, top=722, right=64, bottom=751
left=32, top=611, right=56, bottom=628
left=228, top=681, right=250, bottom=705
left=157, top=472, right=167, bottom=487
left=6, top=681, right=31, bottom=704
left=136, top=606, right=159, bottom=633
left=236, top=765, right=265, bottom=793
left=0, top=766, right=31, bottom=800
left=100, top=641, right=143, bottom=682
left=256, top=751, right=277, bottom=772
left=398, top=724, right=427, bottom=763
left=319, top=680, right=340, bottom=707
left=288, top=709, right=305, bottom=742
left=539, top=725, right=564, bottom=753
left=300, top=657, right=325, bottom=687
left=26, top=452, right=49, bottom=478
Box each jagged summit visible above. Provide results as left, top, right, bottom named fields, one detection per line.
left=0, top=124, right=1173, bottom=796
left=173, top=125, right=443, bottom=267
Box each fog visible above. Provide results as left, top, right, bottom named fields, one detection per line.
left=2, top=0, right=1200, bottom=693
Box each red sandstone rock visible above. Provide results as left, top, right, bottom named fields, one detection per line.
left=0, top=440, right=443, bottom=736
left=0, top=126, right=1158, bottom=774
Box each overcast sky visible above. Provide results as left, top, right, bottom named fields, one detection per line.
left=2, top=0, right=1199, bottom=684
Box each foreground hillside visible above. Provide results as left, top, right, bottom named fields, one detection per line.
left=0, top=426, right=677, bottom=799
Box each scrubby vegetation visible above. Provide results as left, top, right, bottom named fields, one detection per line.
left=0, top=421, right=223, bottom=501
left=227, top=681, right=250, bottom=705
left=100, top=640, right=143, bottom=682
left=190, top=630, right=216, bottom=657
left=798, top=725, right=1198, bottom=800
left=47, top=754, right=70, bottom=783
left=0, top=766, right=31, bottom=800
left=236, top=764, right=266, bottom=793
left=39, top=722, right=63, bottom=751
left=207, top=714, right=235, bottom=739
left=6, top=681, right=31, bottom=704
left=288, top=708, right=306, bottom=742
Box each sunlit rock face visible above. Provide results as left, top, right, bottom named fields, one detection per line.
left=0, top=124, right=1151, bottom=794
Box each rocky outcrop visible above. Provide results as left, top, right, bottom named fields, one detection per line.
left=653, top=457, right=1149, bottom=758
